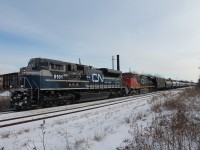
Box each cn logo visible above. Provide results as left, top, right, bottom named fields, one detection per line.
left=92, top=73, right=104, bottom=83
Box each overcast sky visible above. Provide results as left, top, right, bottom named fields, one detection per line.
left=0, top=0, right=200, bottom=82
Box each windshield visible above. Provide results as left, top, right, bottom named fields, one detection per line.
left=28, top=58, right=49, bottom=70
left=28, top=60, right=35, bottom=67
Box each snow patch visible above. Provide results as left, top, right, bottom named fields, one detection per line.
left=0, top=91, right=10, bottom=96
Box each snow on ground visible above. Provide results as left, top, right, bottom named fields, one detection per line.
left=0, top=90, right=181, bottom=150
left=0, top=91, right=10, bottom=97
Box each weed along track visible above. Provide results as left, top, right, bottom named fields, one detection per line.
left=0, top=92, right=163, bottom=128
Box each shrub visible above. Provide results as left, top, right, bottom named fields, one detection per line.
left=117, top=87, right=200, bottom=150
left=93, top=133, right=104, bottom=142
left=163, top=98, right=186, bottom=111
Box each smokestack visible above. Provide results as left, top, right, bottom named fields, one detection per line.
left=117, top=55, right=120, bottom=71
left=79, top=58, right=81, bottom=64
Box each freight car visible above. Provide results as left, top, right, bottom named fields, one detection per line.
left=2, top=72, right=19, bottom=90
left=155, top=77, right=166, bottom=90
left=10, top=58, right=123, bottom=110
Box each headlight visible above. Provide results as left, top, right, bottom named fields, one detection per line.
left=22, top=70, right=26, bottom=74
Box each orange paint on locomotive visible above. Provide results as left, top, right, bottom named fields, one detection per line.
left=122, top=72, right=140, bottom=89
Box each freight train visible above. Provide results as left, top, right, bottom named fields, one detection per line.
left=9, top=57, right=195, bottom=110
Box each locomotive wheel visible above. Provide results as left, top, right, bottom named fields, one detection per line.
left=24, top=99, right=32, bottom=110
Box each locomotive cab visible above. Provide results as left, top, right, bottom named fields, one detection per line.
left=28, top=58, right=49, bottom=71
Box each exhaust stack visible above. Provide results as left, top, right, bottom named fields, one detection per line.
left=117, top=55, right=120, bottom=71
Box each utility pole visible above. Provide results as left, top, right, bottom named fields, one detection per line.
left=112, top=56, right=115, bottom=69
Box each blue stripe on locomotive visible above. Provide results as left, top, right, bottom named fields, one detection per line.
left=20, top=71, right=121, bottom=90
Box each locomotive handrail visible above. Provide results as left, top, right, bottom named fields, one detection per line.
left=32, top=79, right=40, bottom=100
left=32, top=80, right=39, bottom=89
left=22, top=77, right=33, bottom=89
left=23, top=77, right=33, bottom=97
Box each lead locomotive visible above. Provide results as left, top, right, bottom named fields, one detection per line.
left=10, top=58, right=123, bottom=110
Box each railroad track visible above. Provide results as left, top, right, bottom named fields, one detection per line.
left=0, top=92, right=167, bottom=128
left=0, top=93, right=151, bottom=117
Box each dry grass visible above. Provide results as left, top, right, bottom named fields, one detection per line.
left=17, top=129, right=30, bottom=135
left=135, top=113, right=143, bottom=120
left=75, top=137, right=86, bottom=148
left=0, top=96, right=10, bottom=111
left=163, top=97, right=187, bottom=111
left=93, top=132, right=104, bottom=142
left=1, top=132, right=10, bottom=139
left=118, top=113, right=200, bottom=149
left=149, top=93, right=170, bottom=113
left=75, top=137, right=91, bottom=150
left=124, top=116, right=131, bottom=124
left=117, top=87, right=200, bottom=150
left=151, top=101, right=162, bottom=113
